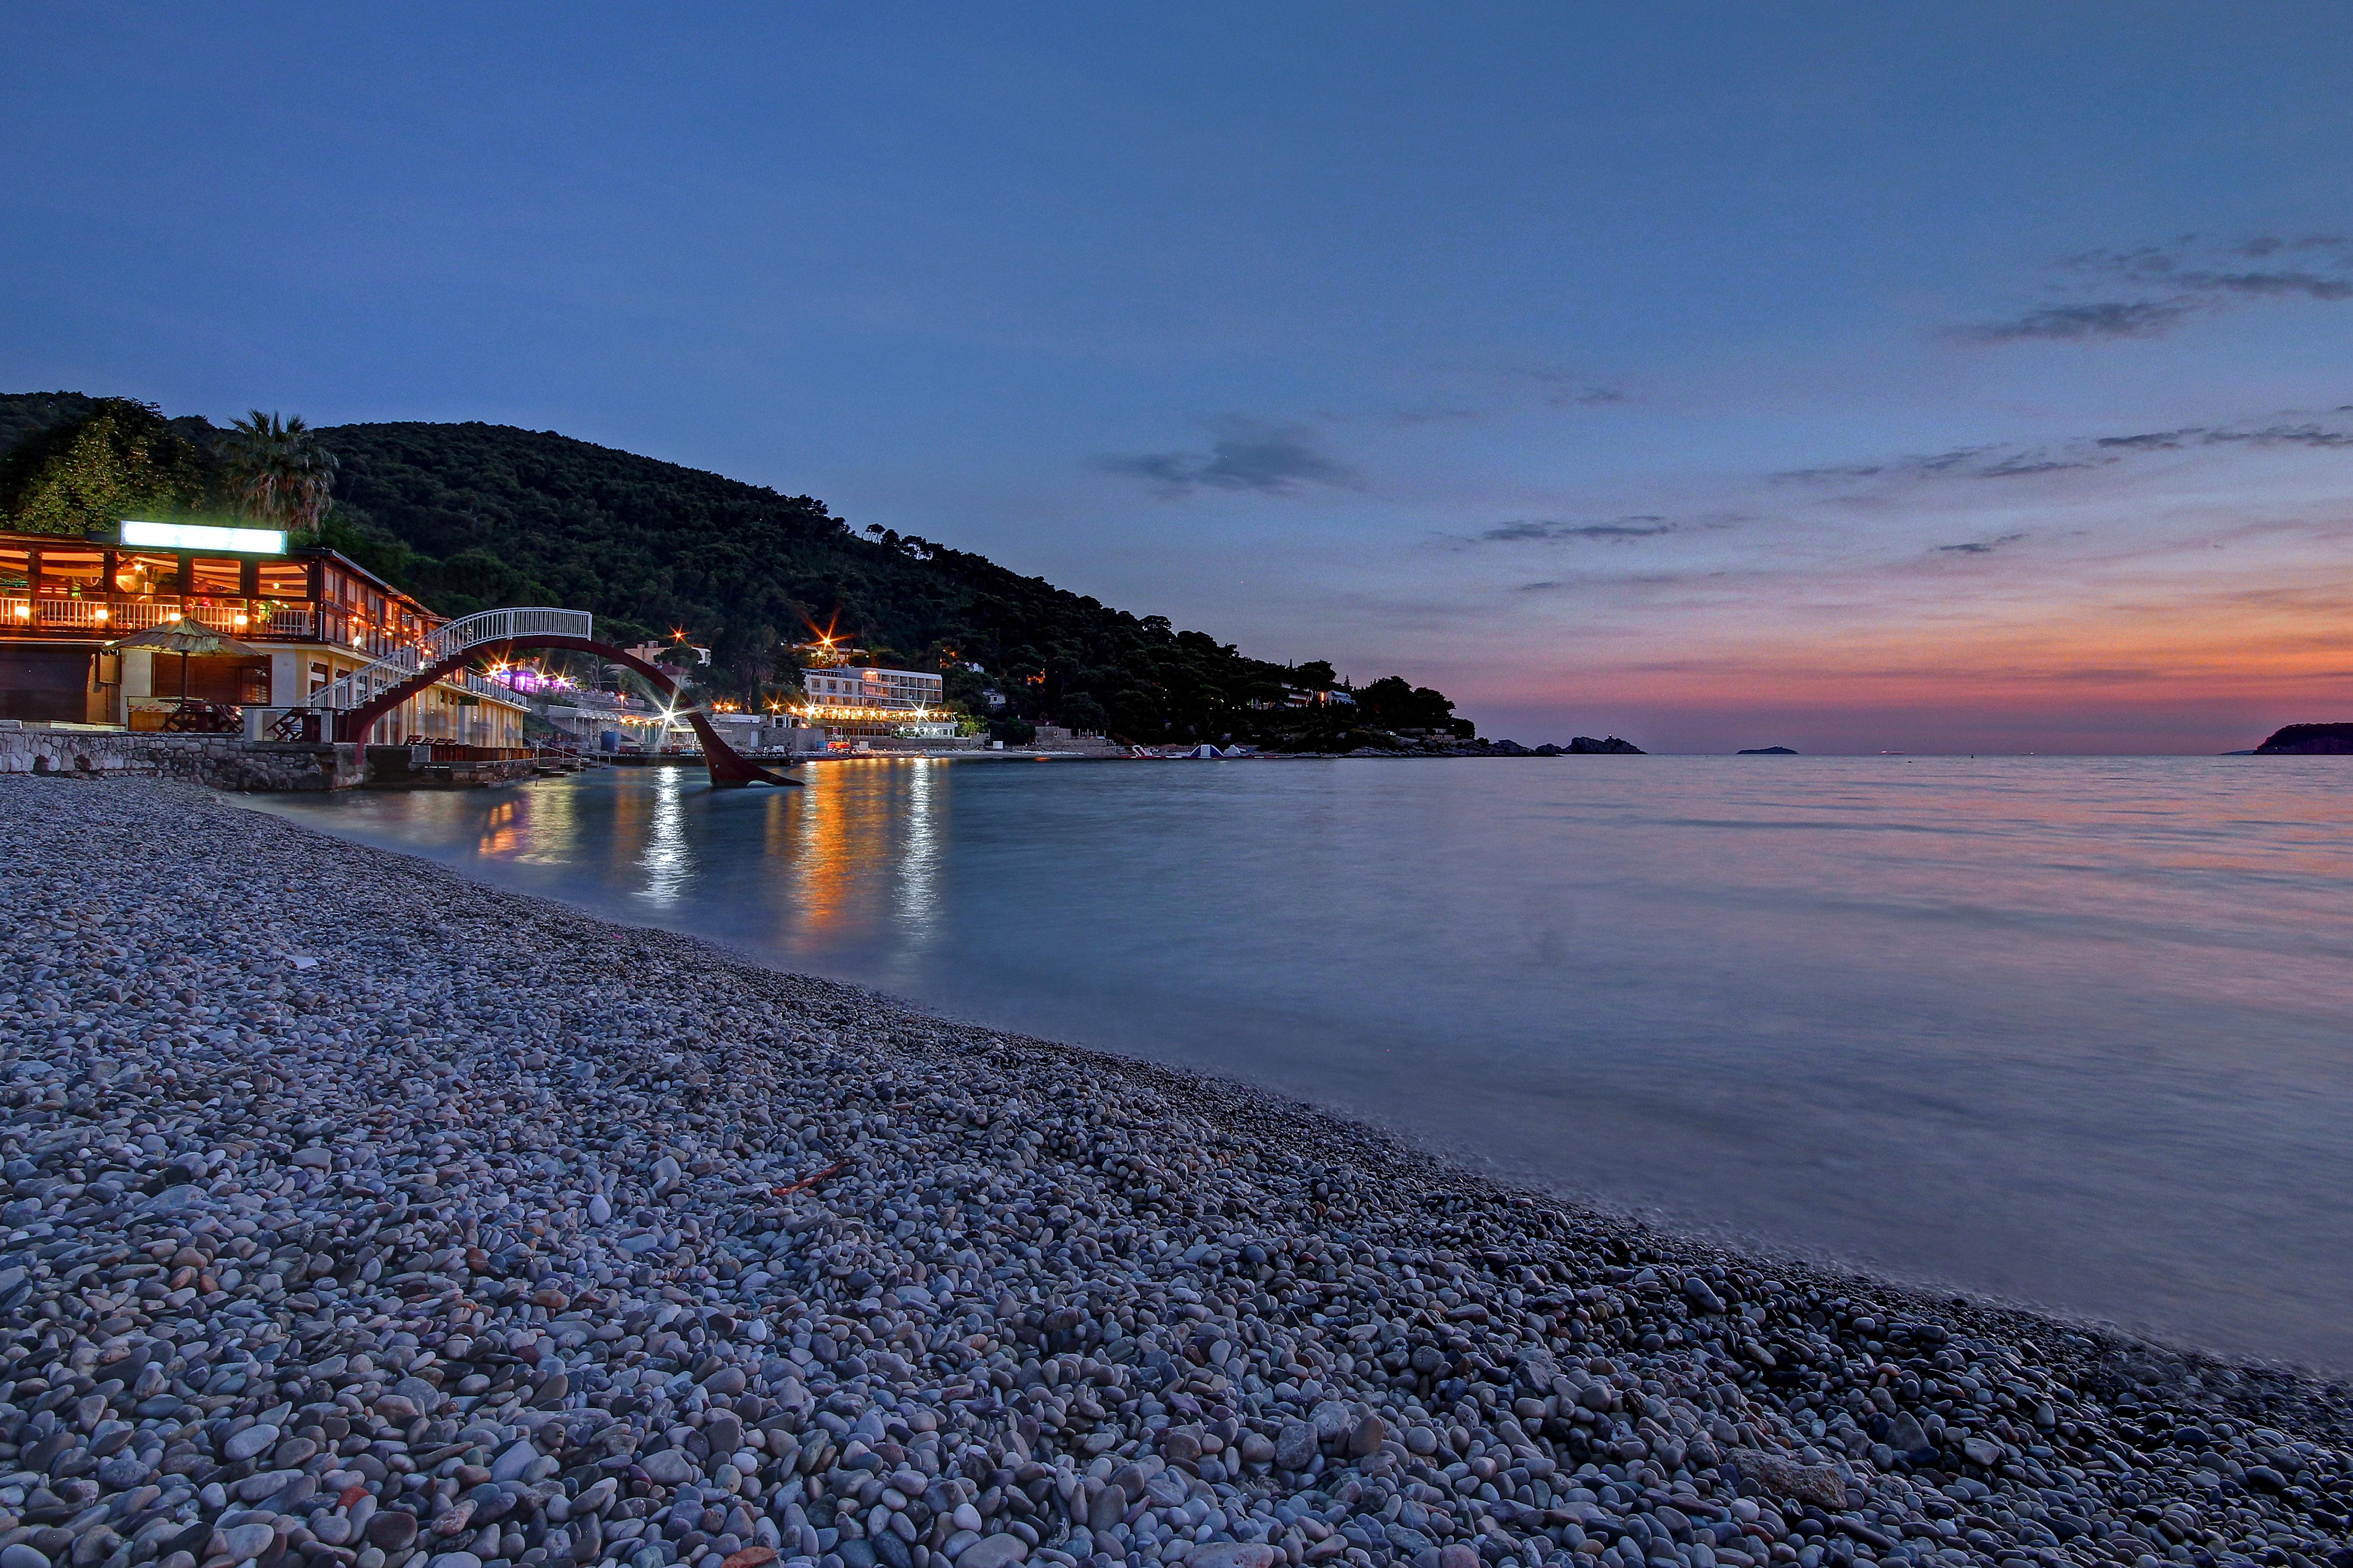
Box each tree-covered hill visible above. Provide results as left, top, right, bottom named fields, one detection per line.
left=0, top=391, right=101, bottom=456
left=0, top=393, right=1471, bottom=745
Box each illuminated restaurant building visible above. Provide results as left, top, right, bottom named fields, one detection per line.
left=797, top=665, right=959, bottom=742
left=0, top=521, right=527, bottom=743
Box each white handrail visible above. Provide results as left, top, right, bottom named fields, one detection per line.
left=0, top=597, right=317, bottom=638
left=308, top=606, right=595, bottom=712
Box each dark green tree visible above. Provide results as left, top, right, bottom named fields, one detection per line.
left=1355, top=676, right=1473, bottom=736
left=0, top=399, right=213, bottom=536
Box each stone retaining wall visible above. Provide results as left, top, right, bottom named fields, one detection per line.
left=0, top=729, right=364, bottom=790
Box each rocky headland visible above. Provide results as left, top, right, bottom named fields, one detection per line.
left=2252, top=726, right=2353, bottom=756
left=2, top=777, right=2347, bottom=1568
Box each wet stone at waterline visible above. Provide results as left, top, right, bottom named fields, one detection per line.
left=0, top=774, right=2348, bottom=1568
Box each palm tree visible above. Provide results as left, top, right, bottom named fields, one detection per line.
left=222, top=411, right=338, bottom=539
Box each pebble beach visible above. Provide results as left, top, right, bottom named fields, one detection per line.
left=3, top=777, right=2348, bottom=1568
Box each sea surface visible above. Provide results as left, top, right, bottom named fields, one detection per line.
left=250, top=756, right=2353, bottom=1368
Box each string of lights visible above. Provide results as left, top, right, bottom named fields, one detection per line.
left=788, top=702, right=952, bottom=721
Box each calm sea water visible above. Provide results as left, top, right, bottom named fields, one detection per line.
left=251, top=756, right=2353, bottom=1368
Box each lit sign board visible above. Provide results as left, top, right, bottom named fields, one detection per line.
left=119, top=520, right=288, bottom=555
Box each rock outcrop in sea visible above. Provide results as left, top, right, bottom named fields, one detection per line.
left=3, top=776, right=2348, bottom=1568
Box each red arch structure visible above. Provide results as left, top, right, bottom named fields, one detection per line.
left=336, top=635, right=798, bottom=788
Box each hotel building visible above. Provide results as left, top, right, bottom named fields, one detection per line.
left=797, top=665, right=958, bottom=742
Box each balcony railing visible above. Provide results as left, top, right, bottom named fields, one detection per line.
left=1, top=596, right=319, bottom=639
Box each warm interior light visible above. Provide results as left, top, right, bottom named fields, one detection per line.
left=93, top=608, right=109, bottom=622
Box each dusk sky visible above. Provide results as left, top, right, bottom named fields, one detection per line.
left=8, top=4, right=2352, bottom=752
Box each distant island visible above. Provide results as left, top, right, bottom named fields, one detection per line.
left=2254, top=723, right=2353, bottom=755
left=1738, top=745, right=1799, bottom=754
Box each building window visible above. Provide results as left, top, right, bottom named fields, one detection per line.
left=257, top=561, right=309, bottom=597
left=34, top=550, right=104, bottom=594
left=190, top=558, right=243, bottom=596
left=114, top=553, right=178, bottom=595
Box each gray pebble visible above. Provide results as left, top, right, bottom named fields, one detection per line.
left=643, top=1449, right=700, bottom=1485
left=1274, top=1421, right=1316, bottom=1471
left=954, top=1538, right=1027, bottom=1568
left=367, top=1514, right=419, bottom=1550
left=219, top=1523, right=276, bottom=1562
left=223, top=1424, right=281, bottom=1462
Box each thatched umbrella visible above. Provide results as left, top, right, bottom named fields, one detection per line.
left=108, top=616, right=266, bottom=704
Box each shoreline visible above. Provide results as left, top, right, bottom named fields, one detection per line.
left=4, top=775, right=2347, bottom=1568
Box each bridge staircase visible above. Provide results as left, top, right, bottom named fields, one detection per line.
left=303, top=606, right=597, bottom=720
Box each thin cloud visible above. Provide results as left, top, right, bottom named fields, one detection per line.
left=1515, top=571, right=1690, bottom=594
left=1779, top=462, right=1887, bottom=481
left=1780, top=447, right=1992, bottom=481
left=1936, top=533, right=2028, bottom=556
left=2205, top=422, right=2353, bottom=450
left=1976, top=455, right=2096, bottom=478
left=1952, top=234, right=2353, bottom=344
left=1097, top=416, right=1357, bottom=497
left=1506, top=573, right=1713, bottom=606
left=1520, top=369, right=1629, bottom=408
left=2075, top=238, right=2353, bottom=300
left=1477, top=516, right=1674, bottom=544
left=1779, top=410, right=2353, bottom=489
left=2196, top=271, right=2353, bottom=301
left=2235, top=234, right=2349, bottom=257
left=2095, top=421, right=2353, bottom=453
left=1954, top=300, right=2193, bottom=343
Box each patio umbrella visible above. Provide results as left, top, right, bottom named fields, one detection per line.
left=107, top=617, right=265, bottom=702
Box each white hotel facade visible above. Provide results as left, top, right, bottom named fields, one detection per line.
left=798, top=665, right=959, bottom=742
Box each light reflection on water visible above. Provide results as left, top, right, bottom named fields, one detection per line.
left=250, top=755, right=2353, bottom=1368
left=637, top=769, right=693, bottom=907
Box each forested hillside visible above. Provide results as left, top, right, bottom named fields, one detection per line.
left=0, top=393, right=1471, bottom=744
